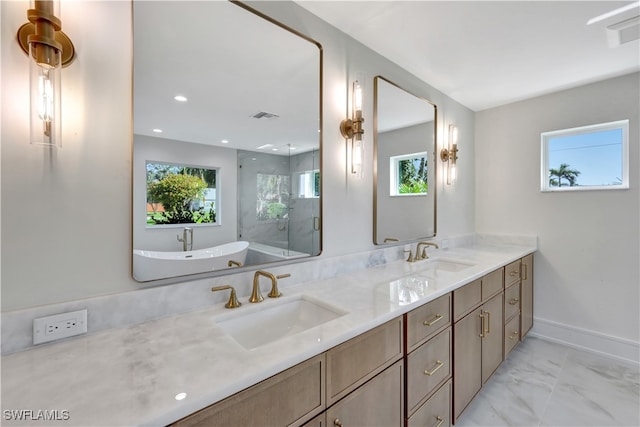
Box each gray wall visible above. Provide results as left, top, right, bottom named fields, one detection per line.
left=1, top=0, right=475, bottom=311
left=475, top=72, right=639, bottom=356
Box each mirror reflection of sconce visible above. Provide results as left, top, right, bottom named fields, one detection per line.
left=440, top=124, right=459, bottom=185
left=340, top=80, right=364, bottom=178
left=17, top=0, right=75, bottom=147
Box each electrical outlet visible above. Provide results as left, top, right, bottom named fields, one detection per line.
left=33, top=309, right=88, bottom=344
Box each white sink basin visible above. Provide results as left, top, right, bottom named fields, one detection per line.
left=417, top=258, right=476, bottom=274
left=216, top=295, right=347, bottom=350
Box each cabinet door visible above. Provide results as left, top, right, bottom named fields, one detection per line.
left=481, top=292, right=504, bottom=384
left=172, top=354, right=324, bottom=427
left=520, top=254, right=534, bottom=338
left=326, top=360, right=404, bottom=427
left=453, top=307, right=482, bottom=421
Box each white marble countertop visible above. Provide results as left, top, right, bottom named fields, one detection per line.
left=1, top=243, right=535, bottom=426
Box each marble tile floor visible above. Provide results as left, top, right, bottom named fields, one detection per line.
left=455, top=337, right=640, bottom=427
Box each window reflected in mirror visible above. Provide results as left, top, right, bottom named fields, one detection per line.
left=146, top=162, right=218, bottom=226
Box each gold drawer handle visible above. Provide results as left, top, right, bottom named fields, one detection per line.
left=509, top=330, right=519, bottom=340
left=509, top=270, right=519, bottom=277
left=434, top=416, right=444, bottom=427
left=424, top=360, right=444, bottom=376
left=522, top=263, right=528, bottom=280
left=333, top=418, right=343, bottom=427
left=423, top=314, right=443, bottom=327
left=509, top=298, right=519, bottom=305
left=479, top=313, right=485, bottom=338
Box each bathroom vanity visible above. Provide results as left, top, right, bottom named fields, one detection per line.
left=1, top=242, right=535, bottom=426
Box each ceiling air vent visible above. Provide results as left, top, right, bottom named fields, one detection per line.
left=252, top=111, right=280, bottom=119
left=588, top=2, right=640, bottom=47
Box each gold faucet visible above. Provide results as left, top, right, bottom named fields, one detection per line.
left=227, top=260, right=242, bottom=268
left=415, top=241, right=439, bottom=260
left=211, top=285, right=242, bottom=308
left=249, top=270, right=291, bottom=303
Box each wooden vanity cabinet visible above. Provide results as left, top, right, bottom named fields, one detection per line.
left=171, top=354, right=325, bottom=427
left=452, top=270, right=504, bottom=422
left=325, top=360, right=404, bottom=427
left=520, top=254, right=534, bottom=338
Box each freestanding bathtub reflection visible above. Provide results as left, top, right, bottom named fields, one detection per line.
left=133, top=241, right=249, bottom=281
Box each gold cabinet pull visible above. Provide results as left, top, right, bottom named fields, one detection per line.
left=522, top=263, right=528, bottom=280
left=333, top=419, right=343, bottom=427
left=509, top=269, right=519, bottom=277
left=479, top=313, right=485, bottom=338
left=424, top=360, right=444, bottom=376
left=484, top=310, right=491, bottom=334
left=434, top=416, right=444, bottom=427
left=509, top=330, right=519, bottom=340
left=509, top=298, right=519, bottom=305
left=423, top=314, right=443, bottom=327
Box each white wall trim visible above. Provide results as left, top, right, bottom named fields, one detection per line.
left=530, top=316, right=640, bottom=365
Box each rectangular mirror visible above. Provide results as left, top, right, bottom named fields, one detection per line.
left=373, top=76, right=437, bottom=244
left=133, top=1, right=322, bottom=281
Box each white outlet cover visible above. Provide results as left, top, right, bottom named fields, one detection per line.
left=33, top=309, right=88, bottom=345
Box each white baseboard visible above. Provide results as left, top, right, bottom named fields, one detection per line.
left=530, top=317, right=640, bottom=365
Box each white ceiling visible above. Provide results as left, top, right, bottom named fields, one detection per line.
left=295, top=1, right=640, bottom=111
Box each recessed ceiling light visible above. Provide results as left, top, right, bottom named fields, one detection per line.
left=174, top=95, right=188, bottom=102
left=174, top=392, right=187, bottom=401
left=153, top=128, right=163, bottom=133
left=272, top=148, right=278, bottom=151
left=221, top=139, right=229, bottom=144
left=257, top=144, right=273, bottom=149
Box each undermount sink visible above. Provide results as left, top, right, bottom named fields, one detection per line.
left=216, top=295, right=347, bottom=350
left=417, top=258, right=476, bottom=273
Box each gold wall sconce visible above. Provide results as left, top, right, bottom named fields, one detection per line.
left=340, top=80, right=364, bottom=178
left=440, top=124, right=459, bottom=185
left=17, top=0, right=75, bottom=147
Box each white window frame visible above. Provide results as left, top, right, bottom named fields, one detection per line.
left=389, top=151, right=428, bottom=197
left=540, top=120, right=629, bottom=192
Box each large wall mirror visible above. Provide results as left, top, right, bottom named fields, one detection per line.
left=374, top=76, right=437, bottom=244
left=132, top=1, right=322, bottom=282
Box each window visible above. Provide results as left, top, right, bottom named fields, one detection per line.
left=541, top=120, right=629, bottom=192
left=256, top=173, right=290, bottom=220
left=295, top=170, right=320, bottom=199
left=146, top=162, right=218, bottom=226
left=389, top=152, right=428, bottom=196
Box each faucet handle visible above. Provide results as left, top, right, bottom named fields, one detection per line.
left=268, top=273, right=291, bottom=298
left=211, top=285, right=242, bottom=309
left=404, top=249, right=414, bottom=262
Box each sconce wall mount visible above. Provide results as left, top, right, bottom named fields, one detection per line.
left=17, top=4, right=75, bottom=67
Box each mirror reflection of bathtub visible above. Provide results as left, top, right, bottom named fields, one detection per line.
left=245, top=242, right=309, bottom=265
left=133, top=241, right=249, bottom=282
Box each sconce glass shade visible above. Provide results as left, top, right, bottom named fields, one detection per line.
left=29, top=44, right=61, bottom=146
left=352, top=138, right=364, bottom=178
left=441, top=124, right=459, bottom=185
left=341, top=80, right=365, bottom=178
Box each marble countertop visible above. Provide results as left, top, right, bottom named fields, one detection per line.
left=1, top=243, right=535, bottom=426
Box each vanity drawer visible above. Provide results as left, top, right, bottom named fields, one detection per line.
left=406, top=293, right=451, bottom=351
left=504, top=282, right=520, bottom=322
left=172, top=354, right=324, bottom=427
left=406, top=327, right=451, bottom=416
left=326, top=317, right=403, bottom=406
left=482, top=268, right=504, bottom=301
left=504, top=314, right=521, bottom=357
left=505, top=260, right=521, bottom=287
left=453, top=279, right=481, bottom=321
left=407, top=380, right=452, bottom=427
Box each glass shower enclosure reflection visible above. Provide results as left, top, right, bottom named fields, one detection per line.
left=238, top=148, right=320, bottom=265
